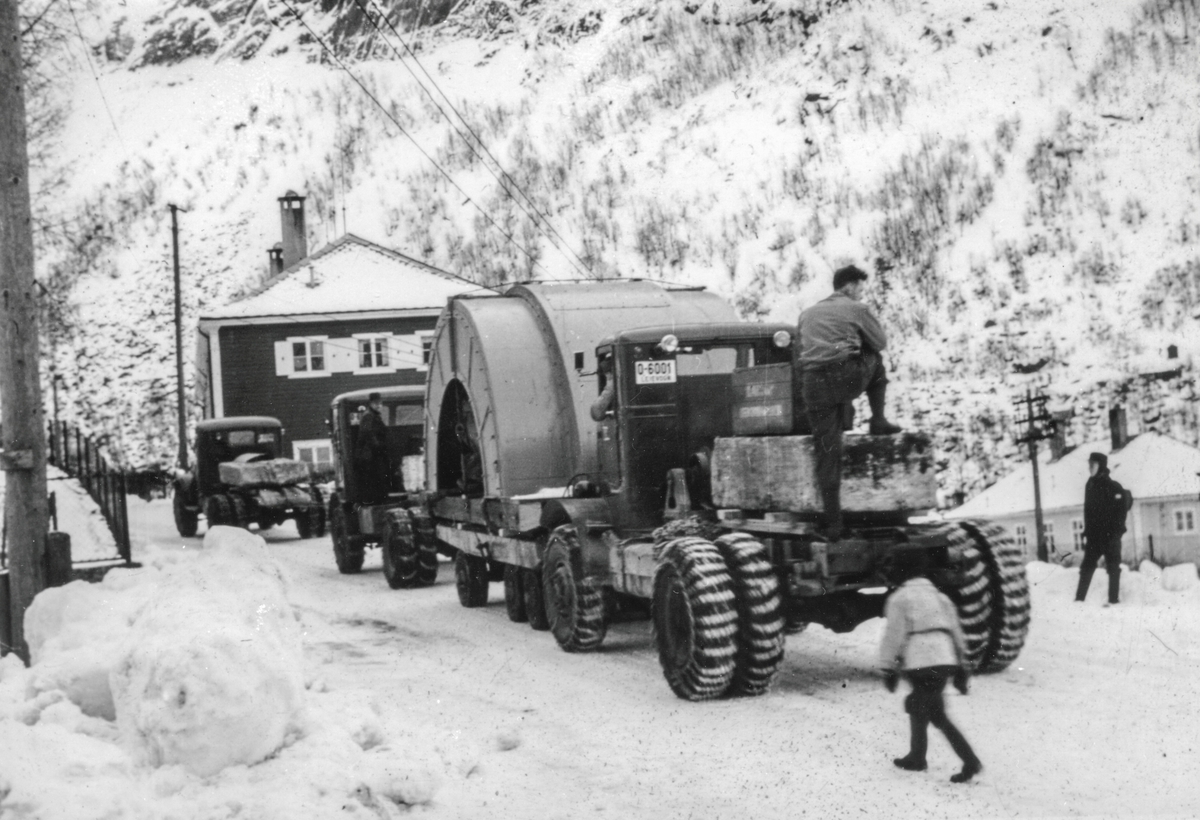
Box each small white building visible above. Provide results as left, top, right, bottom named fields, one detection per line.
left=947, top=431, right=1200, bottom=566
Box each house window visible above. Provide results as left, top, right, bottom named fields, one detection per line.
left=1175, top=509, right=1196, bottom=533
left=1043, top=521, right=1055, bottom=551
left=292, top=339, right=325, bottom=373
left=358, top=336, right=390, bottom=369
left=293, top=439, right=332, bottom=471
left=1072, top=518, right=1086, bottom=550
left=1014, top=524, right=1027, bottom=549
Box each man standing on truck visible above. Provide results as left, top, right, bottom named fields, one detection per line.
left=797, top=265, right=902, bottom=540
left=355, top=392, right=391, bottom=503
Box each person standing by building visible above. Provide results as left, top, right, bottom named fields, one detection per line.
left=1075, top=452, right=1129, bottom=606
left=880, top=553, right=982, bottom=784
left=355, top=392, right=391, bottom=503
left=797, top=265, right=902, bottom=540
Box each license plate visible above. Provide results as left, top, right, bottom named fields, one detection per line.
left=635, top=360, right=676, bottom=384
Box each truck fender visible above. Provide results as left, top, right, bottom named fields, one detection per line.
left=540, top=498, right=613, bottom=580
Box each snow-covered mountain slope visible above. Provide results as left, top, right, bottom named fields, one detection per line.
left=32, top=0, right=1200, bottom=497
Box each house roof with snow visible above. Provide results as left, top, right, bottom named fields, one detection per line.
left=200, top=234, right=479, bottom=321
left=947, top=432, right=1200, bottom=519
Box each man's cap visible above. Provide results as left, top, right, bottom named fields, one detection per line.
left=1088, top=451, right=1107, bottom=467
left=832, top=265, right=869, bottom=290
left=368, top=392, right=382, bottom=402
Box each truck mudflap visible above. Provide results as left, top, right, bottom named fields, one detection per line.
left=253, top=485, right=317, bottom=510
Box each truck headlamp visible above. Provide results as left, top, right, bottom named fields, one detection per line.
left=773, top=330, right=793, bottom=348
left=659, top=334, right=680, bottom=353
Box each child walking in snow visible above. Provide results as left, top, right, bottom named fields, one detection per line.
left=879, top=553, right=982, bottom=783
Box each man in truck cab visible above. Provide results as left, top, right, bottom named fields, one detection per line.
left=797, top=265, right=902, bottom=540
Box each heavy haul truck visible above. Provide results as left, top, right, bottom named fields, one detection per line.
left=371, top=280, right=1030, bottom=701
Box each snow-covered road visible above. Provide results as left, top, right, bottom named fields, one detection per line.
left=121, top=500, right=1200, bottom=818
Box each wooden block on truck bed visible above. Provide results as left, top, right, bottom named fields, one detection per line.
left=711, top=432, right=936, bottom=513
left=218, top=457, right=312, bottom=488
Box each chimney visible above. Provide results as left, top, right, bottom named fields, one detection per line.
left=278, top=191, right=307, bottom=269
left=267, top=243, right=284, bottom=277
left=1049, top=409, right=1072, bottom=461
left=1109, top=405, right=1129, bottom=451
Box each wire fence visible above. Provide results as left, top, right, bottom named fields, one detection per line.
left=45, top=421, right=131, bottom=565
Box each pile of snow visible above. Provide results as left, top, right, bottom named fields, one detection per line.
left=1161, top=562, right=1199, bottom=592
left=0, top=527, right=449, bottom=818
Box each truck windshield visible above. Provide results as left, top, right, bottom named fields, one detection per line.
left=625, top=339, right=790, bottom=404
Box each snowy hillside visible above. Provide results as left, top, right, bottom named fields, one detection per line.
left=28, top=0, right=1200, bottom=494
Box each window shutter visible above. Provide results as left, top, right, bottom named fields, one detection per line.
left=327, top=338, right=355, bottom=373
left=274, top=341, right=291, bottom=376
left=390, top=334, right=424, bottom=369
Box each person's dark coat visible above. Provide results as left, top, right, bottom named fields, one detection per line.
left=1083, top=468, right=1128, bottom=544
left=356, top=407, right=387, bottom=464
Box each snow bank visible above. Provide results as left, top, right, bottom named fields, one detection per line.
left=1, top=527, right=449, bottom=819
left=110, top=526, right=306, bottom=776
left=1162, top=563, right=1199, bottom=592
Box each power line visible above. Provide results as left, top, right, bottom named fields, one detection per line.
left=355, top=0, right=596, bottom=280
left=272, top=0, right=559, bottom=282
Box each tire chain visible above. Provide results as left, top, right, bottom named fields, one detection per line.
left=410, top=509, right=439, bottom=587
left=383, top=511, right=418, bottom=589
left=960, top=519, right=1031, bottom=673
left=544, top=526, right=607, bottom=652
left=938, top=522, right=994, bottom=672
left=652, top=536, right=739, bottom=701
left=713, top=532, right=786, bottom=697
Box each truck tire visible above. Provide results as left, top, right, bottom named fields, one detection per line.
left=204, top=494, right=232, bottom=531
left=296, top=506, right=324, bottom=540
left=173, top=490, right=198, bottom=537
left=713, top=532, right=785, bottom=697
left=410, top=509, right=439, bottom=588
left=959, top=519, right=1031, bottom=673
left=938, top=522, right=995, bottom=671
left=652, top=537, right=739, bottom=701
left=455, top=552, right=489, bottom=607
left=504, top=564, right=528, bottom=622
left=330, top=500, right=365, bottom=574
left=382, top=511, right=419, bottom=589
left=523, top=567, right=550, bottom=631
left=229, top=495, right=251, bottom=530
left=542, top=526, right=607, bottom=652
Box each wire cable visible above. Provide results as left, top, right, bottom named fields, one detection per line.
left=355, top=0, right=597, bottom=280
left=272, top=0, right=558, bottom=282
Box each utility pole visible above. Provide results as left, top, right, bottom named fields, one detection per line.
left=0, top=0, right=49, bottom=661
left=1013, top=387, right=1055, bottom=563
left=170, top=204, right=187, bottom=470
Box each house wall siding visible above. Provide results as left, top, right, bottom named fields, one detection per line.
left=216, top=316, right=433, bottom=447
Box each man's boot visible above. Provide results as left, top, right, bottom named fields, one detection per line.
left=1107, top=568, right=1121, bottom=605
left=866, top=380, right=902, bottom=435
left=820, top=486, right=844, bottom=542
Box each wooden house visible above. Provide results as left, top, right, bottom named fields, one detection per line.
left=194, top=193, right=476, bottom=472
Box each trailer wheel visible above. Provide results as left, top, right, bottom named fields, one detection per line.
left=455, top=552, right=489, bottom=607
left=504, top=564, right=528, bottom=622
left=382, top=511, right=419, bottom=589
left=229, top=495, right=251, bottom=530
left=938, top=522, right=995, bottom=671
left=542, top=526, right=607, bottom=652
left=330, top=500, right=364, bottom=574
left=713, top=533, right=785, bottom=697
left=410, top=509, right=439, bottom=587
left=523, top=567, right=550, bottom=631
left=173, top=490, right=198, bottom=537
left=652, top=537, right=739, bottom=701
left=958, top=519, right=1031, bottom=673
left=204, top=494, right=232, bottom=531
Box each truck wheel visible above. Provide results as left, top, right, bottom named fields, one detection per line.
left=713, top=532, right=785, bottom=697
left=229, top=495, right=251, bottom=530
left=504, top=564, right=528, bottom=622
left=958, top=520, right=1031, bottom=673
left=411, top=509, right=439, bottom=587
left=542, top=526, right=608, bottom=652
left=204, top=494, right=232, bottom=531
left=173, top=490, right=198, bottom=537
left=652, top=537, right=739, bottom=701
left=455, top=552, right=489, bottom=607
left=382, top=511, right=419, bottom=589
left=330, top=501, right=365, bottom=574
left=523, top=567, right=550, bottom=631
left=296, top=505, right=324, bottom=540
left=939, top=522, right=995, bottom=671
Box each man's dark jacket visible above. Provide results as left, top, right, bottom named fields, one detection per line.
left=1083, top=468, right=1128, bottom=544
left=356, top=407, right=387, bottom=464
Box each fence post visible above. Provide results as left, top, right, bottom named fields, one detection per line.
left=74, top=427, right=81, bottom=482
left=118, top=471, right=131, bottom=563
